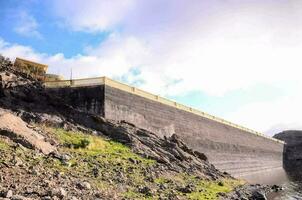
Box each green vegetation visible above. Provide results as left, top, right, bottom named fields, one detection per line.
left=0, top=139, right=9, bottom=150
left=50, top=127, right=156, bottom=166
left=153, top=173, right=243, bottom=200
left=187, top=179, right=243, bottom=200
left=44, top=127, right=160, bottom=198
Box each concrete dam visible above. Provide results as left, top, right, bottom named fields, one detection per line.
left=45, top=77, right=285, bottom=179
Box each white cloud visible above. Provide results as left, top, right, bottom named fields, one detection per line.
left=0, top=34, right=147, bottom=80
left=13, top=11, right=42, bottom=39
left=49, top=0, right=302, bottom=95
left=225, top=88, right=302, bottom=136
left=52, top=0, right=136, bottom=32
left=0, top=39, right=45, bottom=61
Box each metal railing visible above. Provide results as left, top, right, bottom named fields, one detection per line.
left=44, top=77, right=284, bottom=144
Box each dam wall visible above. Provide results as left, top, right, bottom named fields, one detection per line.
left=45, top=77, right=284, bottom=178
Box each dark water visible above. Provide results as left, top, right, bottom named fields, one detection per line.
left=268, top=180, right=302, bottom=200
left=239, top=168, right=302, bottom=200
left=266, top=171, right=302, bottom=200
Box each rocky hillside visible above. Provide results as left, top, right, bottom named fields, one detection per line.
left=274, top=130, right=302, bottom=177
left=0, top=55, right=277, bottom=200
left=274, top=130, right=302, bottom=146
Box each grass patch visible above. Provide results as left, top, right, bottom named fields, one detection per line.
left=187, top=179, right=243, bottom=200
left=153, top=173, right=244, bottom=200
left=154, top=177, right=170, bottom=184
left=50, top=127, right=155, bottom=165
left=123, top=190, right=153, bottom=200
left=43, top=127, right=156, bottom=187
left=0, top=139, right=9, bottom=150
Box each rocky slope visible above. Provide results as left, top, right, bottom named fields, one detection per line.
left=0, top=55, right=278, bottom=199
left=274, top=130, right=302, bottom=146
left=274, top=130, right=302, bottom=178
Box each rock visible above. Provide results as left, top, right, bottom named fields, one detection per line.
left=138, top=186, right=152, bottom=196
left=218, top=181, right=224, bottom=186
left=128, top=157, right=137, bottom=164
left=0, top=111, right=56, bottom=155
left=53, top=171, right=63, bottom=179
left=271, top=184, right=283, bottom=192
left=217, top=192, right=226, bottom=197
left=12, top=156, right=23, bottom=167
left=221, top=184, right=270, bottom=200
left=158, top=183, right=167, bottom=190
left=41, top=197, right=51, bottom=200
left=31, top=169, right=39, bottom=176
left=4, top=190, right=12, bottom=198
left=177, top=184, right=195, bottom=193
left=60, top=154, right=71, bottom=161
left=193, top=151, right=208, bottom=161
left=58, top=154, right=71, bottom=166
left=58, top=188, right=67, bottom=198
left=251, top=191, right=267, bottom=200
left=92, top=167, right=99, bottom=177
left=76, top=182, right=91, bottom=190
left=50, top=188, right=67, bottom=198
left=27, top=166, right=39, bottom=176
left=10, top=195, right=29, bottom=200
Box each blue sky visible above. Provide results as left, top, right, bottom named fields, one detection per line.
left=0, top=1, right=109, bottom=57
left=1, top=0, right=302, bottom=135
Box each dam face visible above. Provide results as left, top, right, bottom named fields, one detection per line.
left=46, top=77, right=284, bottom=178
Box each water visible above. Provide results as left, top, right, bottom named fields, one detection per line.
left=240, top=168, right=302, bottom=200
left=268, top=181, right=302, bottom=200
left=267, top=171, right=302, bottom=200
left=240, top=167, right=288, bottom=185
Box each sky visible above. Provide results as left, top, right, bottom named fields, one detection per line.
left=1, top=0, right=302, bottom=136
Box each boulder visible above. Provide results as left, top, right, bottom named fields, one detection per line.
left=0, top=110, right=56, bottom=155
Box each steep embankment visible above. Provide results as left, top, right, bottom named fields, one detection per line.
left=0, top=55, right=277, bottom=199
left=274, top=130, right=302, bottom=178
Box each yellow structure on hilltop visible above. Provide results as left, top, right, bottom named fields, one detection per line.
left=14, top=57, right=48, bottom=80
left=14, top=57, right=63, bottom=81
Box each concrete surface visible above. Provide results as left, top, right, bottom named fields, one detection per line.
left=47, top=84, right=284, bottom=178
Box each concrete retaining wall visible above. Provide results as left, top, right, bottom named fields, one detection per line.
left=104, top=85, right=284, bottom=177
left=48, top=85, right=105, bottom=116
left=46, top=79, right=284, bottom=178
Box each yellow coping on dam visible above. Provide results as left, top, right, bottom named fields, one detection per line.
left=44, top=77, right=284, bottom=144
